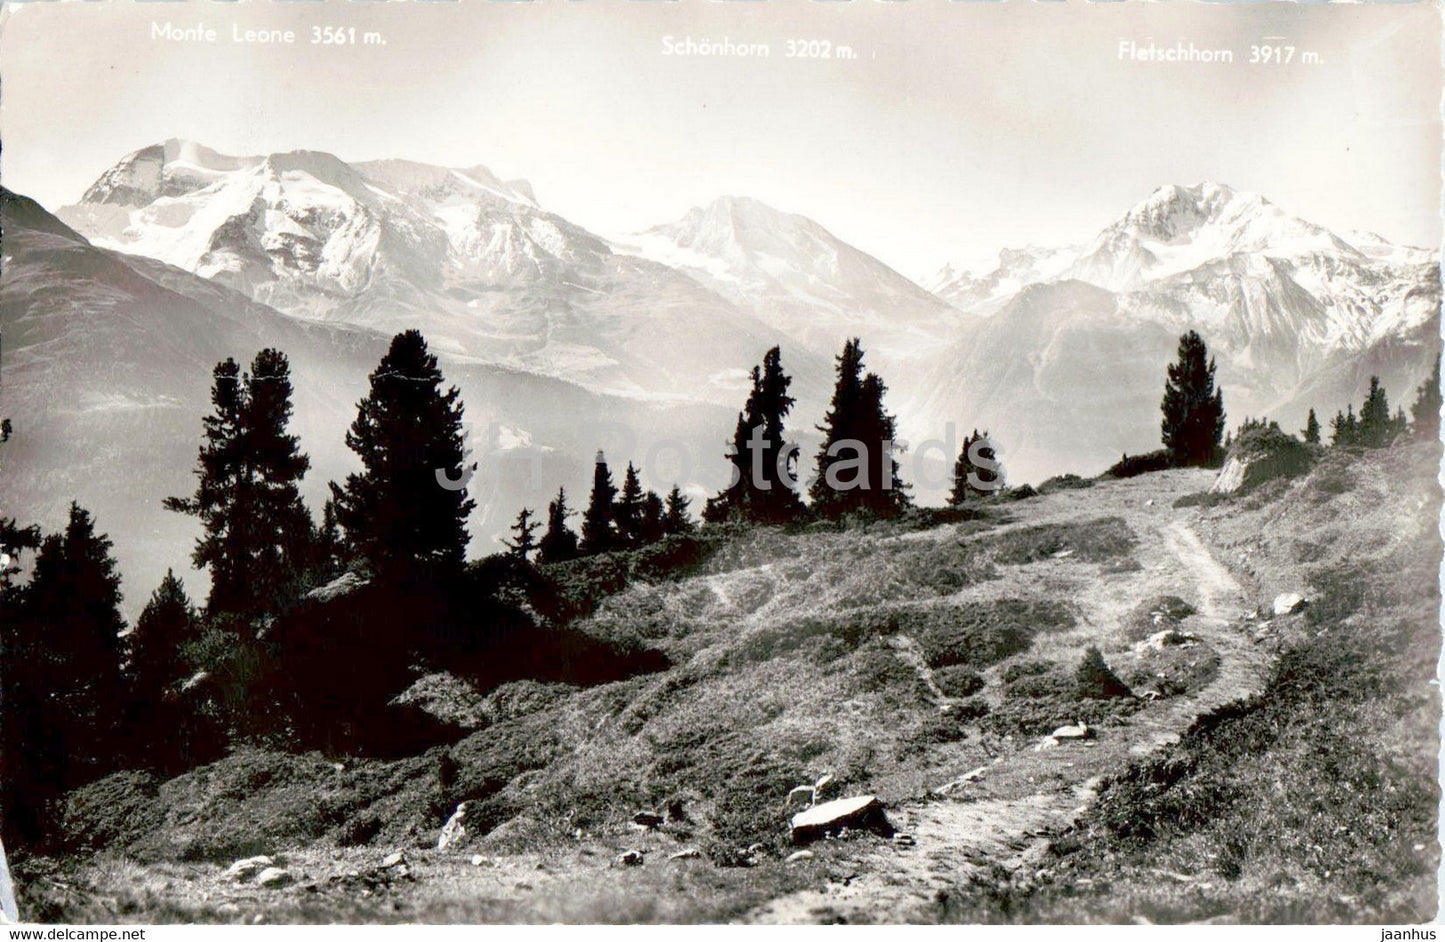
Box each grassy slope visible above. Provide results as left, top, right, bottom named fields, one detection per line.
left=18, top=444, right=1441, bottom=924
left=937, top=441, right=1442, bottom=924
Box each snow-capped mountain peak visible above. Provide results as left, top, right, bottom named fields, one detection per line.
left=1070, top=181, right=1363, bottom=291
left=617, top=194, right=961, bottom=357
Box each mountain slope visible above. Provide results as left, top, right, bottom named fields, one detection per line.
left=57, top=142, right=813, bottom=405
left=913, top=184, right=1440, bottom=480
left=619, top=195, right=965, bottom=359
left=3, top=189, right=739, bottom=615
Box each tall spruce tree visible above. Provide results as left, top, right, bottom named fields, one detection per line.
left=538, top=487, right=580, bottom=564
left=1303, top=408, right=1321, bottom=445
left=810, top=339, right=908, bottom=518
left=165, top=350, right=312, bottom=616
left=124, top=571, right=202, bottom=771
left=709, top=347, right=805, bottom=523
left=128, top=570, right=198, bottom=701
left=580, top=452, right=619, bottom=554
left=239, top=349, right=313, bottom=611
left=503, top=508, right=541, bottom=562
left=662, top=486, right=694, bottom=536
left=950, top=430, right=1004, bottom=504
left=331, top=331, right=475, bottom=576
left=1358, top=376, right=1393, bottom=448
left=1160, top=330, right=1226, bottom=467
left=614, top=462, right=645, bottom=547
left=2, top=504, right=127, bottom=846
left=165, top=358, right=246, bottom=612
left=1411, top=356, right=1442, bottom=440
left=639, top=491, right=666, bottom=545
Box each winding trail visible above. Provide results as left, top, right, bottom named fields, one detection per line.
left=747, top=503, right=1268, bottom=924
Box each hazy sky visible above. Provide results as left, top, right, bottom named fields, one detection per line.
left=1, top=1, right=1439, bottom=277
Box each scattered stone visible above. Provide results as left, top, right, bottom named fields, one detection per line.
left=1050, top=720, right=1091, bottom=740
left=1145, top=499, right=1154, bottom=507
left=470, top=855, right=489, bottom=867
left=380, top=851, right=406, bottom=869
left=667, top=848, right=703, bottom=862
left=892, top=833, right=917, bottom=847
left=1273, top=592, right=1308, bottom=616
left=437, top=801, right=469, bottom=852
left=785, top=850, right=815, bottom=863
left=1033, top=737, right=1059, bottom=753
left=812, top=772, right=835, bottom=799
left=1050, top=548, right=1074, bottom=559
left=616, top=850, right=645, bottom=867
left=225, top=856, right=275, bottom=882
left=1133, top=629, right=1196, bottom=655
left=790, top=795, right=892, bottom=844
left=631, top=811, right=664, bottom=830
left=256, top=867, right=294, bottom=889
left=216, top=903, right=241, bottom=918
left=746, top=842, right=769, bottom=857
left=786, top=785, right=816, bottom=810
left=933, top=765, right=987, bottom=795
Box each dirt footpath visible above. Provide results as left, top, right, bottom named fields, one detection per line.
left=748, top=474, right=1271, bottom=924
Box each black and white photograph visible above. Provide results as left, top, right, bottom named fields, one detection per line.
left=0, top=0, right=1441, bottom=926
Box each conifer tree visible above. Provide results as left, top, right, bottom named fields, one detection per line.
left=503, top=508, right=541, bottom=562
left=239, top=349, right=313, bottom=610
left=165, top=357, right=246, bottom=611
left=639, top=491, right=666, bottom=545
left=580, top=452, right=619, bottom=554
left=1335, top=404, right=1360, bottom=446
left=709, top=347, right=805, bottom=523
left=124, top=571, right=204, bottom=771
left=662, top=486, right=695, bottom=536
left=331, top=331, right=475, bottom=576
left=1160, top=330, right=1226, bottom=467
left=810, top=338, right=909, bottom=518
left=2, top=504, right=127, bottom=845
left=614, top=462, right=644, bottom=546
left=949, top=429, right=1004, bottom=504
left=1303, top=408, right=1321, bottom=445
left=1358, top=375, right=1393, bottom=448
left=166, top=350, right=313, bottom=616
left=537, top=487, right=580, bottom=564
left=128, top=570, right=198, bottom=700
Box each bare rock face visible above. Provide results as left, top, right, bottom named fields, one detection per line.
left=1210, top=456, right=1247, bottom=495
left=789, top=795, right=892, bottom=844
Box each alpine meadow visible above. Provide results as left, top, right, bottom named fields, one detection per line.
left=0, top=0, right=1441, bottom=927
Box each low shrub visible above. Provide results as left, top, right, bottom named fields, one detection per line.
left=1123, top=595, right=1197, bottom=642
left=1038, top=474, right=1095, bottom=493
left=1104, top=449, right=1174, bottom=479
left=1076, top=646, right=1135, bottom=700
left=905, top=599, right=1074, bottom=670
left=989, top=517, right=1136, bottom=565
left=935, top=665, right=986, bottom=698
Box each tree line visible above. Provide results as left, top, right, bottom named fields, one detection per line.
left=2, top=322, right=1438, bottom=850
